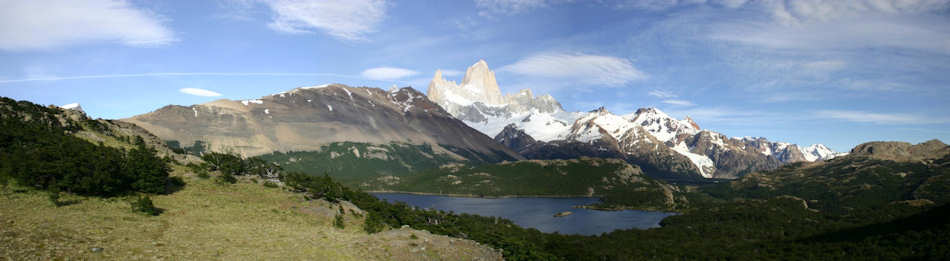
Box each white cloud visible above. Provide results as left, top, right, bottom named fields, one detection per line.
left=261, top=0, right=386, bottom=41
left=816, top=110, right=949, bottom=125
left=662, top=99, right=695, bottom=106
left=180, top=88, right=222, bottom=97
left=0, top=0, right=175, bottom=50
left=361, top=67, right=419, bottom=80
left=500, top=53, right=647, bottom=86
left=648, top=90, right=677, bottom=98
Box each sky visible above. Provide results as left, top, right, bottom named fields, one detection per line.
left=1, top=0, right=949, bottom=151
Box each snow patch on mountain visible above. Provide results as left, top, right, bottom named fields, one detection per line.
left=241, top=99, right=264, bottom=106
left=671, top=142, right=715, bottom=178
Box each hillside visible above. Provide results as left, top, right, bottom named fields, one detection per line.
left=703, top=140, right=950, bottom=214
left=257, top=142, right=465, bottom=186
left=0, top=173, right=502, bottom=260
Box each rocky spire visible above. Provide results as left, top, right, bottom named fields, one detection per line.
left=426, top=59, right=505, bottom=106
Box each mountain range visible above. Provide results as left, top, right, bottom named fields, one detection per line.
left=118, top=59, right=848, bottom=181
left=427, top=60, right=845, bottom=179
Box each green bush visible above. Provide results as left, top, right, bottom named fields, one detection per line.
left=334, top=214, right=345, bottom=229
left=215, top=172, right=237, bottom=184
left=363, top=212, right=385, bottom=233
left=48, top=187, right=63, bottom=207
left=263, top=181, right=279, bottom=188
left=131, top=195, right=162, bottom=216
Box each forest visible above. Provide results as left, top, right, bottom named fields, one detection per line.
left=0, top=98, right=179, bottom=197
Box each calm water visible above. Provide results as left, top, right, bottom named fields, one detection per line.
left=372, top=193, right=676, bottom=236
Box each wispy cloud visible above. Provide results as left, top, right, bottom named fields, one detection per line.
left=361, top=67, right=419, bottom=81
left=179, top=88, right=222, bottom=97
left=662, top=99, right=694, bottom=106
left=709, top=1, right=950, bottom=54
left=801, top=60, right=846, bottom=73
left=0, top=72, right=362, bottom=84
left=664, top=106, right=794, bottom=126
left=816, top=110, right=949, bottom=125
left=474, top=0, right=551, bottom=16
left=0, top=0, right=175, bottom=50
left=648, top=90, right=676, bottom=98
left=500, top=53, right=647, bottom=86
left=262, top=0, right=387, bottom=41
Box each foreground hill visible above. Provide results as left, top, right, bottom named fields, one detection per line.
left=0, top=174, right=502, bottom=260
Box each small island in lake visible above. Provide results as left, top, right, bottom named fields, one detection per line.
left=553, top=211, right=573, bottom=217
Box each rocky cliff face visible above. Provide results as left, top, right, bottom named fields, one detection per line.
left=123, top=84, right=522, bottom=163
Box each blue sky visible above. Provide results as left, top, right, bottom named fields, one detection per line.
left=1, top=0, right=949, bottom=151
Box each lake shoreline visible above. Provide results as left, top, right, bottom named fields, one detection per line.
left=371, top=193, right=677, bottom=235
left=367, top=191, right=679, bottom=212
left=366, top=190, right=600, bottom=199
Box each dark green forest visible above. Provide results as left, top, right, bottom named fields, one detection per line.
left=0, top=98, right=179, bottom=197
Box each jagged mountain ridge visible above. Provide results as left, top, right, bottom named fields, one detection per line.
left=123, top=84, right=522, bottom=163
left=428, top=60, right=843, bottom=179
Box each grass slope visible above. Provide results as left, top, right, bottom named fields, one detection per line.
left=0, top=168, right=501, bottom=260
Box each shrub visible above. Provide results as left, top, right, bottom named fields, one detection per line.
left=363, top=212, right=385, bottom=234
left=131, top=195, right=162, bottom=216
left=334, top=214, right=345, bottom=229
left=48, top=187, right=62, bottom=207
left=216, top=172, right=237, bottom=184
left=263, top=181, right=279, bottom=188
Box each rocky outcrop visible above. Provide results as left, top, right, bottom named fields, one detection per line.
left=850, top=140, right=949, bottom=162
left=493, top=124, right=537, bottom=152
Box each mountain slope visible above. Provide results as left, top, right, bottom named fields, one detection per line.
left=124, top=84, right=522, bottom=163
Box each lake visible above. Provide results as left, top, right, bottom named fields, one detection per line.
left=372, top=193, right=676, bottom=236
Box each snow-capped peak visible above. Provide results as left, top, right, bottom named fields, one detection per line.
left=627, top=107, right=699, bottom=143
left=800, top=144, right=843, bottom=162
